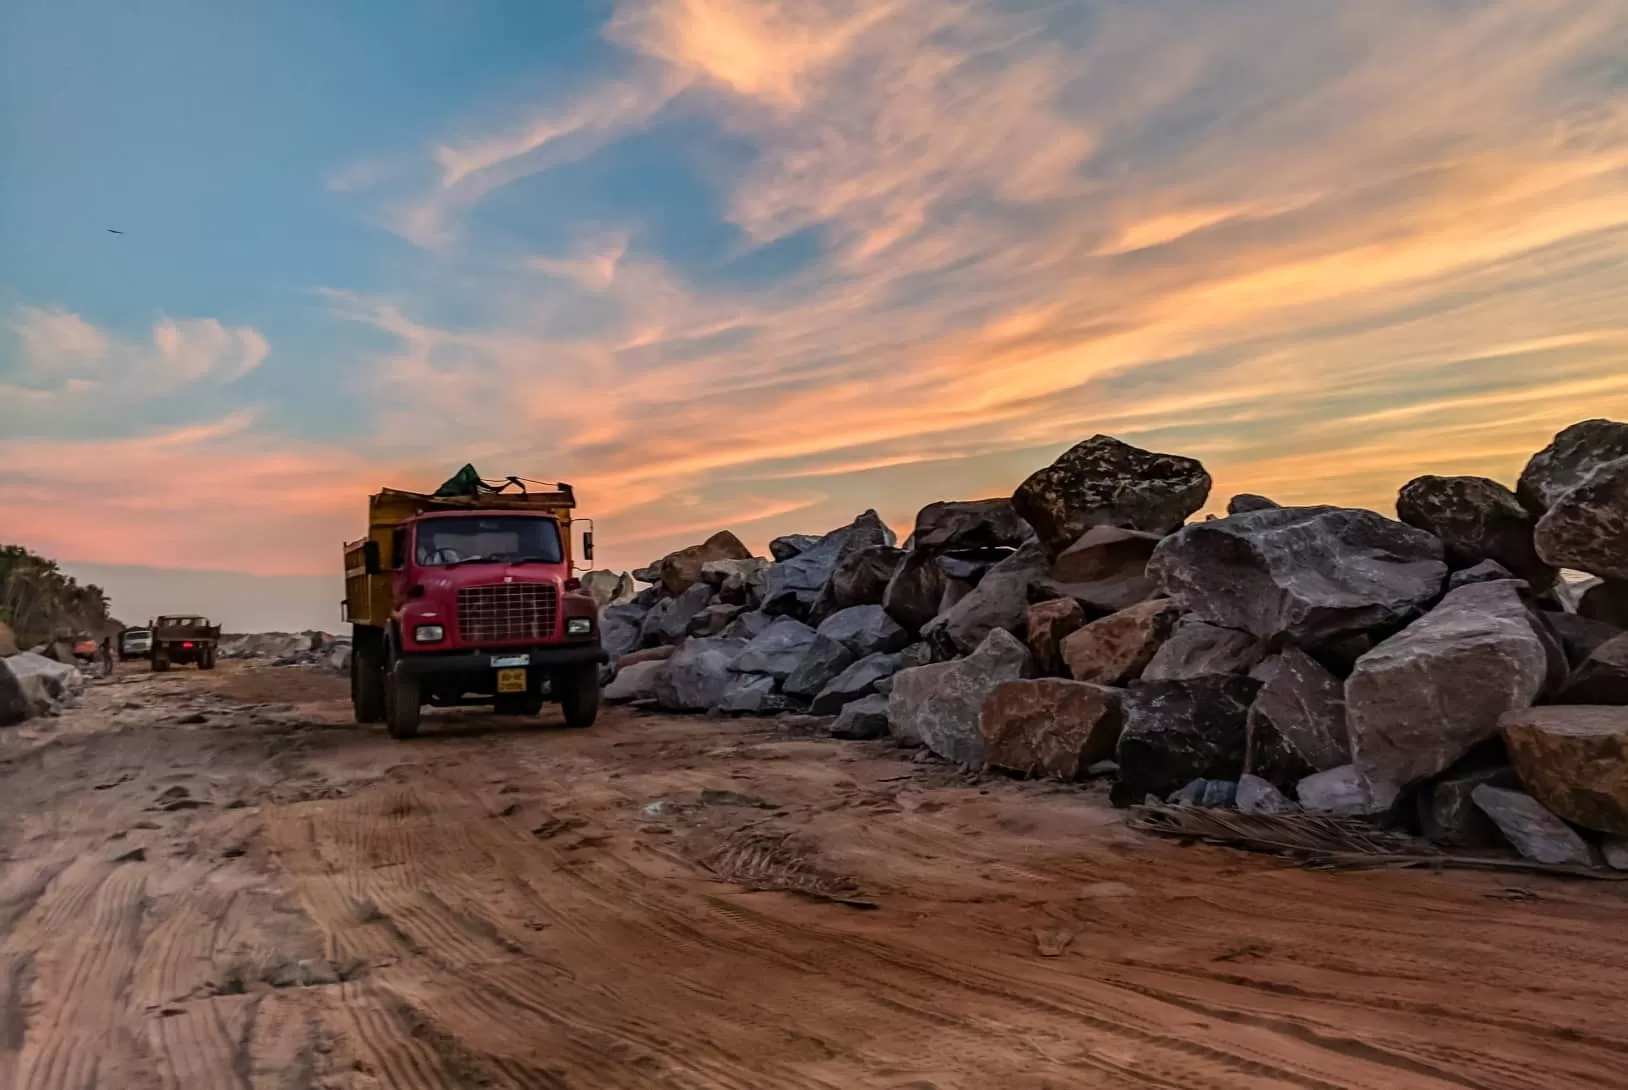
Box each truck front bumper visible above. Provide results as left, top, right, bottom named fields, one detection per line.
left=394, top=643, right=607, bottom=677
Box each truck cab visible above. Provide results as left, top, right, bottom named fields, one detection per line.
left=344, top=478, right=606, bottom=739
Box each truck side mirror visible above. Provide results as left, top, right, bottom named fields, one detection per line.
left=363, top=540, right=382, bottom=575
left=582, top=530, right=594, bottom=563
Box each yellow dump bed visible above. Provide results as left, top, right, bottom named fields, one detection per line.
left=343, top=485, right=576, bottom=628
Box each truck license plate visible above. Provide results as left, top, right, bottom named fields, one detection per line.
left=491, top=653, right=530, bottom=668
left=496, top=668, right=527, bottom=693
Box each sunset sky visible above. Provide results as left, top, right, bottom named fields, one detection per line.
left=5, top=0, right=1628, bottom=630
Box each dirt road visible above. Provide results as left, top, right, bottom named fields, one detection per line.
left=2, top=664, right=1626, bottom=1090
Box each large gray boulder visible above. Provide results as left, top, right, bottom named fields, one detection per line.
left=1012, top=435, right=1211, bottom=557
left=657, top=581, right=716, bottom=644
left=937, top=541, right=1050, bottom=655
left=1346, top=580, right=1548, bottom=807
left=886, top=628, right=1033, bottom=766
left=770, top=533, right=822, bottom=562
left=1396, top=475, right=1554, bottom=589
left=603, top=659, right=667, bottom=703
left=715, top=673, right=796, bottom=715
left=815, top=605, right=910, bottom=658
left=1245, top=648, right=1349, bottom=787
left=580, top=570, right=637, bottom=608
left=600, top=602, right=649, bottom=661
left=782, top=635, right=856, bottom=700
left=730, top=616, right=819, bottom=679
left=822, top=545, right=906, bottom=612
left=980, top=678, right=1123, bottom=780
left=721, top=609, right=775, bottom=641
left=1534, top=457, right=1628, bottom=580
left=761, top=511, right=895, bottom=618
left=1141, top=621, right=1265, bottom=681
left=811, top=652, right=901, bottom=714
left=1517, top=418, right=1628, bottom=513
left=1, top=652, right=82, bottom=718
left=1148, top=506, right=1447, bottom=646
left=911, top=499, right=1031, bottom=553
left=653, top=637, right=748, bottom=711
left=882, top=550, right=946, bottom=635
left=1112, top=675, right=1260, bottom=806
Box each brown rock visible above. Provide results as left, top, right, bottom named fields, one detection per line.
left=656, top=531, right=752, bottom=596
left=0, top=621, right=19, bottom=658
left=1051, top=526, right=1162, bottom=583
left=980, top=679, right=1123, bottom=780
left=1025, top=599, right=1085, bottom=676
left=617, top=645, right=677, bottom=668
left=1502, top=705, right=1628, bottom=835
left=1061, top=600, right=1180, bottom=685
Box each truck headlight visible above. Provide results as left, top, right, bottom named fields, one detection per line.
left=566, top=618, right=592, bottom=636
left=414, top=625, right=445, bottom=642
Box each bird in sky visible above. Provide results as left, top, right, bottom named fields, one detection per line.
left=106, top=228, right=123, bottom=234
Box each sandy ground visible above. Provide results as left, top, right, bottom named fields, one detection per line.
left=2, top=663, right=1627, bottom=1090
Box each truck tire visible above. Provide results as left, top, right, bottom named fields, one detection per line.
left=351, top=643, right=385, bottom=724
left=557, top=665, right=599, bottom=728
left=199, top=646, right=217, bottom=670
left=152, top=649, right=170, bottom=673
left=384, top=657, right=421, bottom=740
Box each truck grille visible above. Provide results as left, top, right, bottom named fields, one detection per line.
left=457, top=583, right=558, bottom=643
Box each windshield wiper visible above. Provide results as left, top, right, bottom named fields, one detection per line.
left=501, top=555, right=559, bottom=565
left=443, top=554, right=502, bottom=567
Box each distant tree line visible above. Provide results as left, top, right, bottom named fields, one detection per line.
left=0, top=544, right=116, bottom=647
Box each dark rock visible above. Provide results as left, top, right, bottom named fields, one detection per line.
left=1347, top=581, right=1548, bottom=808
left=1025, top=599, right=1086, bottom=676
left=1517, top=418, right=1628, bottom=513
left=936, top=549, right=1010, bottom=585
left=617, top=645, right=676, bottom=668
left=1471, top=786, right=1594, bottom=866
left=1051, top=526, right=1162, bottom=584
left=1169, top=779, right=1237, bottom=808
left=1555, top=634, right=1628, bottom=704
left=0, top=662, right=29, bottom=727
left=762, top=511, right=895, bottom=619
left=1502, top=705, right=1628, bottom=835
left=1142, top=621, right=1265, bottom=681
left=1545, top=611, right=1623, bottom=667
left=656, top=530, right=753, bottom=596
left=979, top=678, right=1123, bottom=779
left=1031, top=573, right=1156, bottom=616
left=782, top=635, right=856, bottom=700
left=1295, top=765, right=1386, bottom=814
left=1603, top=838, right=1628, bottom=871
left=1523, top=601, right=1572, bottom=699
left=1227, top=494, right=1279, bottom=515
left=1396, top=474, right=1554, bottom=589
left=1236, top=774, right=1295, bottom=814
left=715, top=673, right=794, bottom=715
left=638, top=599, right=673, bottom=647
left=604, top=660, right=667, bottom=703
left=887, top=629, right=1034, bottom=765
left=830, top=694, right=890, bottom=739
left=700, top=558, right=770, bottom=607
left=1447, top=559, right=1517, bottom=591
left=689, top=602, right=747, bottom=638
left=1245, top=648, right=1349, bottom=788
left=1534, top=456, right=1628, bottom=580
left=1012, top=435, right=1211, bottom=557
left=938, top=577, right=975, bottom=615
left=825, top=545, right=905, bottom=611
left=1112, top=675, right=1260, bottom=806
left=658, top=581, right=716, bottom=644
left=721, top=610, right=775, bottom=641
left=1418, top=767, right=1517, bottom=848
left=770, top=534, right=822, bottom=561
left=653, top=637, right=748, bottom=711
left=899, top=642, right=933, bottom=670
left=1579, top=579, right=1628, bottom=628
left=938, top=541, right=1051, bottom=655
left=731, top=617, right=819, bottom=679
left=882, top=551, right=945, bottom=635
left=600, top=602, right=649, bottom=661
left=911, top=499, right=1031, bottom=553
left=811, top=652, right=901, bottom=714
left=1148, top=506, right=1447, bottom=645
left=816, top=605, right=910, bottom=658
left=1061, top=600, right=1181, bottom=685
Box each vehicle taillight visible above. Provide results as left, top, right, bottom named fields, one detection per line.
left=182, top=641, right=194, bottom=649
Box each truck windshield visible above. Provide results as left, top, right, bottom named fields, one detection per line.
left=415, top=516, right=563, bottom=567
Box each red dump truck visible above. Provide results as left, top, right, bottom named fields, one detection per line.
left=342, top=469, right=606, bottom=739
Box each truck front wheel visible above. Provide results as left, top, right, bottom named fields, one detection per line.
left=556, top=665, right=599, bottom=728
left=384, top=658, right=421, bottom=740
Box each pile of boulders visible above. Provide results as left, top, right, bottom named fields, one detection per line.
left=597, top=418, right=1628, bottom=869
left=1, top=644, right=86, bottom=727
left=220, top=631, right=350, bottom=672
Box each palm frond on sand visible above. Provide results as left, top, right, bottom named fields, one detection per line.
left=700, top=831, right=877, bottom=908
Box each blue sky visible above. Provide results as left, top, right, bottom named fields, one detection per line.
left=4, top=0, right=1628, bottom=630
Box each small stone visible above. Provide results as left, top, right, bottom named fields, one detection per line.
left=831, top=694, right=890, bottom=740
left=1169, top=779, right=1237, bottom=808
left=1236, top=774, right=1295, bottom=815
left=1296, top=765, right=1386, bottom=816
left=1471, top=786, right=1594, bottom=866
